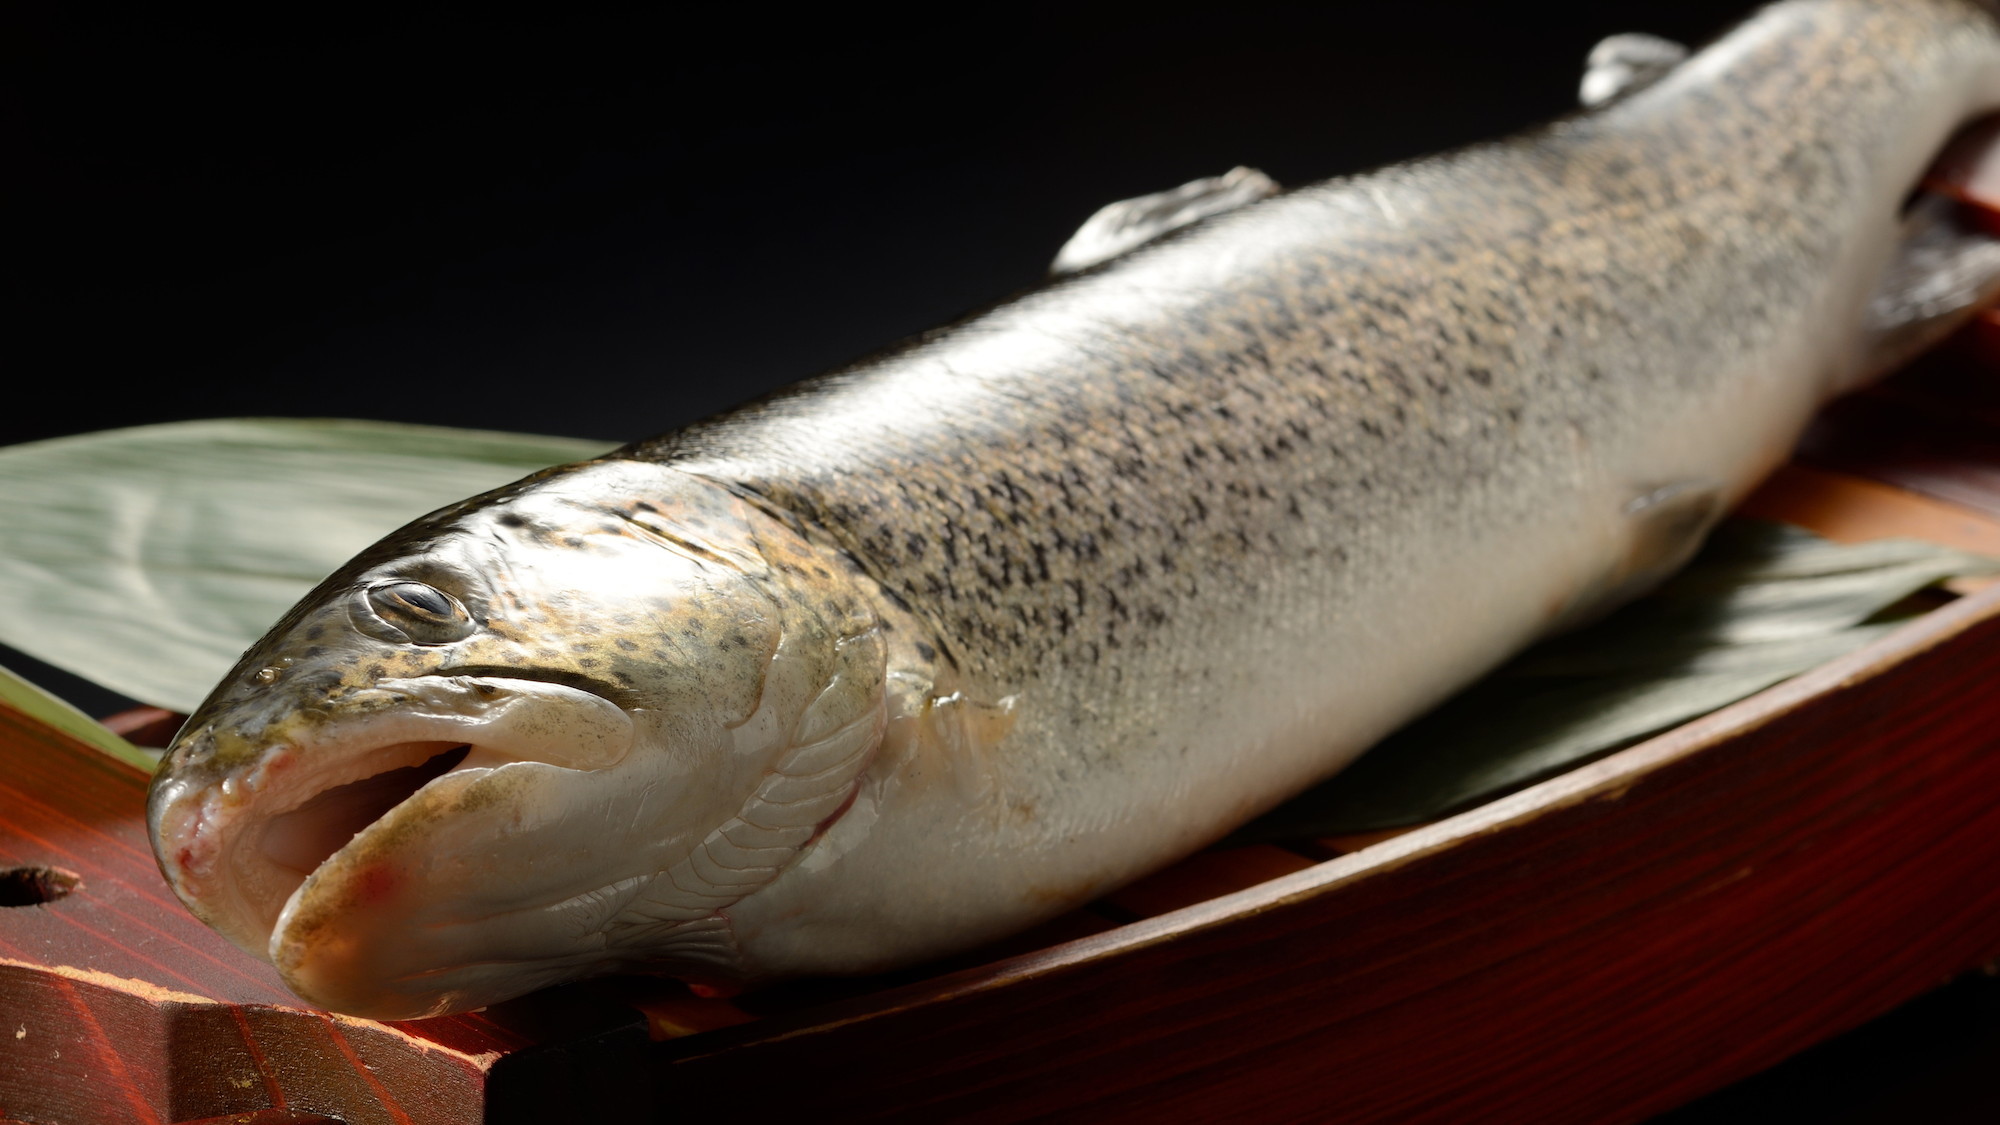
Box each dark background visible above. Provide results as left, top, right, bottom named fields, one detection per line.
left=7, top=2, right=1765, bottom=450
left=9, top=2, right=2000, bottom=1118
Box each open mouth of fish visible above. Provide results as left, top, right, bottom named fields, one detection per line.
left=150, top=675, right=636, bottom=964
left=260, top=740, right=476, bottom=883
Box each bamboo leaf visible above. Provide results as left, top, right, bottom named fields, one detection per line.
left=0, top=663, right=157, bottom=773
left=1234, top=521, right=2000, bottom=839
left=0, top=420, right=611, bottom=713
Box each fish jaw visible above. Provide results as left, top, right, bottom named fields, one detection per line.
left=152, top=677, right=891, bottom=1020
left=148, top=677, right=638, bottom=969
left=265, top=749, right=659, bottom=1020
left=150, top=680, right=783, bottom=1020
left=267, top=694, right=887, bottom=1019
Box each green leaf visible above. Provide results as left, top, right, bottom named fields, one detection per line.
left=1233, top=521, right=2000, bottom=839
left=0, top=663, right=158, bottom=773
left=0, top=419, right=612, bottom=714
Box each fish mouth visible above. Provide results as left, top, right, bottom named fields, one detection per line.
left=149, top=675, right=636, bottom=966
left=259, top=743, right=474, bottom=884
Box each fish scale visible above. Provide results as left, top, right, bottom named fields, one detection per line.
left=150, top=0, right=2000, bottom=1019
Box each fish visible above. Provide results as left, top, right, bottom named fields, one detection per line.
left=149, top=0, right=2000, bottom=1020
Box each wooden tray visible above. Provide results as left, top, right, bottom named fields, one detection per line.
left=10, top=337, right=2000, bottom=1124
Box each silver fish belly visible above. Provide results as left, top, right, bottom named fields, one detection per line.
left=150, top=0, right=2000, bottom=1019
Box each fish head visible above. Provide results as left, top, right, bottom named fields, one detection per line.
left=148, top=459, right=887, bottom=1020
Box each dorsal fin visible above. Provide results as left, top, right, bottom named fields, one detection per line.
left=1051, top=166, right=1279, bottom=275
left=1579, top=33, right=1688, bottom=107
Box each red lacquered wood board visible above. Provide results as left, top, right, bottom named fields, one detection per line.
left=0, top=701, right=667, bottom=1125
left=8, top=335, right=2000, bottom=1122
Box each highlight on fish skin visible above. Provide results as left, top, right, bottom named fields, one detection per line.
left=150, top=0, right=2000, bottom=1020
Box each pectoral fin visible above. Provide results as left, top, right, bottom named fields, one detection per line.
left=1555, top=481, right=1725, bottom=631
left=1618, top=481, right=1726, bottom=592
left=1051, top=166, right=1279, bottom=275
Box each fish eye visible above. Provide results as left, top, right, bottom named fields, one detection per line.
left=360, top=581, right=475, bottom=645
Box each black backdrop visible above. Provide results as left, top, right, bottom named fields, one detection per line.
left=11, top=1, right=1760, bottom=450
left=11, top=3, right=2000, bottom=1118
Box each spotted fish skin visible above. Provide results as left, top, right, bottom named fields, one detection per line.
left=151, top=0, right=2000, bottom=1019
left=643, top=0, right=2000, bottom=960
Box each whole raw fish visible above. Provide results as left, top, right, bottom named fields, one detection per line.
left=150, top=0, right=2000, bottom=1019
